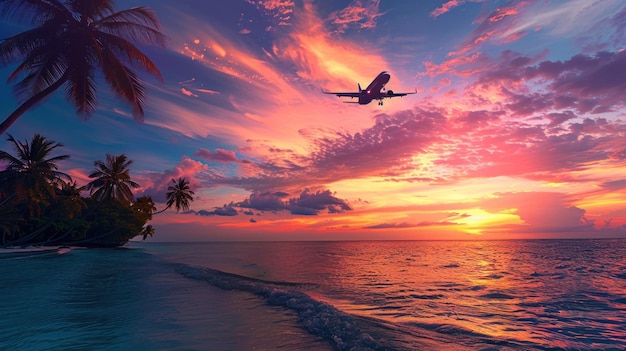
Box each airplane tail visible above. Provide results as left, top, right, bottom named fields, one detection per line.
left=358, top=83, right=362, bottom=93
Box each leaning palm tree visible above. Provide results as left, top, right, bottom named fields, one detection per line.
left=0, top=134, right=71, bottom=214
left=0, top=0, right=166, bottom=134
left=165, top=177, right=195, bottom=213
left=87, top=153, right=139, bottom=204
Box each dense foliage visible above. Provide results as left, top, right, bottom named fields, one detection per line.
left=0, top=134, right=193, bottom=247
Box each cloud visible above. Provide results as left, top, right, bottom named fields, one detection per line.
left=181, top=88, right=198, bottom=97
left=247, top=0, right=295, bottom=27
left=135, top=156, right=208, bottom=204
left=481, top=192, right=588, bottom=230
left=194, top=148, right=238, bottom=163
left=430, top=0, right=488, bottom=18
left=427, top=1, right=625, bottom=81
left=327, top=0, right=384, bottom=33
left=237, top=191, right=288, bottom=211
left=473, top=49, right=626, bottom=116
left=501, top=0, right=625, bottom=40
left=287, top=189, right=351, bottom=215
left=203, top=107, right=448, bottom=197
left=267, top=0, right=390, bottom=88
left=364, top=221, right=457, bottom=229
left=237, top=189, right=351, bottom=215
left=196, top=203, right=239, bottom=216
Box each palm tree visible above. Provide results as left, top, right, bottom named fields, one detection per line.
left=0, top=134, right=71, bottom=214
left=87, top=153, right=139, bottom=204
left=165, top=177, right=195, bottom=213
left=54, top=179, right=87, bottom=219
left=140, top=224, right=154, bottom=240
left=0, top=0, right=166, bottom=134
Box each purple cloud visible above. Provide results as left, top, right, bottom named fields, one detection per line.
left=196, top=203, right=239, bottom=216
left=194, top=148, right=238, bottom=163
left=237, top=189, right=351, bottom=215
left=365, top=221, right=457, bottom=229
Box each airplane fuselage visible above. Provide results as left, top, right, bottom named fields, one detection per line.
left=322, top=71, right=415, bottom=106
left=358, top=71, right=391, bottom=104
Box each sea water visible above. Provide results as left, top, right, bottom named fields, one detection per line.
left=1, top=239, right=625, bottom=350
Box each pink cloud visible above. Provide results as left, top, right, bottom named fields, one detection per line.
left=431, top=0, right=488, bottom=18
left=181, top=88, right=198, bottom=97
left=327, top=0, right=384, bottom=33
left=136, top=156, right=208, bottom=204
left=440, top=2, right=531, bottom=58
left=422, top=52, right=488, bottom=77
left=481, top=192, right=588, bottom=230
left=473, top=50, right=626, bottom=116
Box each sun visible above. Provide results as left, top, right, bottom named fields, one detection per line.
left=460, top=209, right=522, bottom=236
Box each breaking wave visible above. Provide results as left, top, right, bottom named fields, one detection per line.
left=176, top=264, right=387, bottom=351
left=175, top=264, right=551, bottom=351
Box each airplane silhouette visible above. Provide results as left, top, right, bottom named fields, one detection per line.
left=322, top=71, right=416, bottom=106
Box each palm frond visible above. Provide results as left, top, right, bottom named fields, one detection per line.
left=11, top=49, right=68, bottom=103
left=66, top=0, right=114, bottom=20
left=97, top=21, right=167, bottom=48
left=0, top=26, right=54, bottom=66
left=0, top=0, right=165, bottom=133
left=97, top=6, right=161, bottom=30
left=99, top=48, right=145, bottom=119
left=65, top=58, right=97, bottom=118
left=96, top=31, right=163, bottom=80
left=0, top=0, right=70, bottom=25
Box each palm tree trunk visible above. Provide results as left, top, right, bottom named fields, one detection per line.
left=2, top=221, right=53, bottom=248
left=65, top=227, right=121, bottom=247
left=0, top=74, right=68, bottom=135
left=153, top=204, right=171, bottom=214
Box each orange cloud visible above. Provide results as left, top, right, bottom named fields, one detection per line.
left=247, top=0, right=295, bottom=27
left=422, top=52, right=485, bottom=77
left=270, top=1, right=389, bottom=87
left=327, top=0, right=384, bottom=33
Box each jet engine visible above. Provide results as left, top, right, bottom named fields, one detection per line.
left=386, top=90, right=394, bottom=96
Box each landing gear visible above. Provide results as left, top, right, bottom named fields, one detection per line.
left=378, top=100, right=383, bottom=106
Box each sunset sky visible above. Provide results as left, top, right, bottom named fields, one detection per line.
left=1, top=0, right=625, bottom=241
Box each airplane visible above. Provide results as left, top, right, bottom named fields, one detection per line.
left=322, top=71, right=416, bottom=106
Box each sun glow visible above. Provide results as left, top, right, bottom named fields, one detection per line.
left=460, top=209, right=523, bottom=235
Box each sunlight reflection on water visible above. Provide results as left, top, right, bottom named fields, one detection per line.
left=3, top=240, right=625, bottom=350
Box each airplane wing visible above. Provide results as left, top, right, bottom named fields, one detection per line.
left=383, top=89, right=418, bottom=98
left=321, top=88, right=360, bottom=98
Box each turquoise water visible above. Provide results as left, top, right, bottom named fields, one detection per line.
left=2, top=239, right=626, bottom=350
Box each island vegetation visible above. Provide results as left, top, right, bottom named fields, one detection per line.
left=0, top=133, right=195, bottom=247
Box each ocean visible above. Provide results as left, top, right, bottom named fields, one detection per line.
left=1, top=239, right=625, bottom=350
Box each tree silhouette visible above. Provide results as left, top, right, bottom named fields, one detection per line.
left=166, top=177, right=195, bottom=213
left=87, top=153, right=139, bottom=205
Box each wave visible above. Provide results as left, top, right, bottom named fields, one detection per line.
left=175, top=264, right=554, bottom=351
left=176, top=264, right=390, bottom=351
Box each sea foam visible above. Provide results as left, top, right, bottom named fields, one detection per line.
left=176, top=264, right=387, bottom=351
